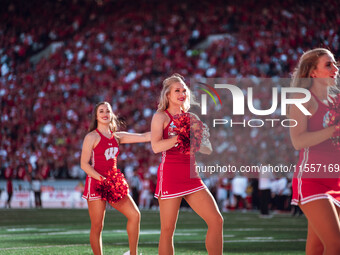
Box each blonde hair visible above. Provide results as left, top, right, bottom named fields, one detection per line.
left=89, top=102, right=119, bottom=132
left=290, top=48, right=333, bottom=89
left=157, top=73, right=191, bottom=112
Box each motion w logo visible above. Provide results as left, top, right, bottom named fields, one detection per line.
left=104, top=147, right=118, bottom=160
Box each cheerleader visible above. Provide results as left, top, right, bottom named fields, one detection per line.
left=151, top=74, right=223, bottom=255
left=290, top=48, right=340, bottom=254
left=81, top=101, right=150, bottom=255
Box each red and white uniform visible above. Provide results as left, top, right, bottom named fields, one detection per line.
left=82, top=129, right=123, bottom=201
left=155, top=110, right=206, bottom=199
left=291, top=94, right=340, bottom=206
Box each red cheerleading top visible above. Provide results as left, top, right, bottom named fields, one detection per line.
left=154, top=110, right=205, bottom=199
left=92, top=129, right=119, bottom=176
left=294, top=92, right=339, bottom=177
left=83, top=129, right=129, bottom=202
left=291, top=93, right=340, bottom=205
left=163, top=110, right=191, bottom=162
left=306, top=92, right=333, bottom=152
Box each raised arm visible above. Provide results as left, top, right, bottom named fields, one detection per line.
left=289, top=97, right=335, bottom=150
left=151, top=111, right=178, bottom=153
left=116, top=131, right=151, bottom=144
left=80, top=132, right=105, bottom=181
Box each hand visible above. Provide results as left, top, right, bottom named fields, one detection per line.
left=172, top=135, right=179, bottom=147
left=99, top=176, right=107, bottom=183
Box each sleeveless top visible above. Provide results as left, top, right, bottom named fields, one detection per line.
left=92, top=129, right=119, bottom=176
left=163, top=110, right=191, bottom=162
left=306, top=92, right=333, bottom=152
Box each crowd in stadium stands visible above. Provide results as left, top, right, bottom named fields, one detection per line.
left=1, top=0, right=340, bottom=211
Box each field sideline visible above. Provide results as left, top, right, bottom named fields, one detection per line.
left=0, top=209, right=307, bottom=254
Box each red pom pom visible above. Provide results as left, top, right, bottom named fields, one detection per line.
left=331, top=123, right=340, bottom=150
left=327, top=96, right=340, bottom=125
left=96, top=169, right=129, bottom=203
left=172, top=113, right=204, bottom=155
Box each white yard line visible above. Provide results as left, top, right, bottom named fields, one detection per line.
left=0, top=238, right=307, bottom=251
left=0, top=244, right=90, bottom=251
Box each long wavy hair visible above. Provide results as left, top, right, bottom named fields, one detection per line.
left=157, top=73, right=191, bottom=112
left=88, top=102, right=119, bottom=132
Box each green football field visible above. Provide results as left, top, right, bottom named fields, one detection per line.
left=0, top=209, right=307, bottom=254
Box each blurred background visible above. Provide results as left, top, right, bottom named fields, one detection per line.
left=0, top=0, right=339, bottom=214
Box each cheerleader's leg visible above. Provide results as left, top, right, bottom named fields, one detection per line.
left=111, top=194, right=141, bottom=255
left=87, top=199, right=106, bottom=255
left=184, top=189, right=224, bottom=255
left=305, top=223, right=323, bottom=255
left=158, top=196, right=182, bottom=255
left=299, top=199, right=340, bottom=255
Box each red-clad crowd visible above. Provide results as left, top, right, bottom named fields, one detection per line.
left=1, top=0, right=339, bottom=188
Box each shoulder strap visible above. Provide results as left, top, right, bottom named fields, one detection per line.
left=310, top=91, right=328, bottom=107
left=95, top=129, right=104, bottom=138
left=310, top=91, right=320, bottom=103
left=164, top=110, right=173, bottom=120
